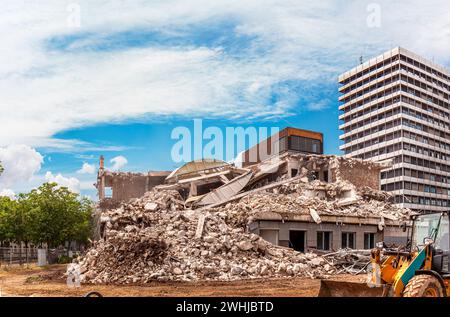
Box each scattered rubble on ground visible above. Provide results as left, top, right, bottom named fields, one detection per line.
left=76, top=178, right=408, bottom=284
left=322, top=249, right=372, bottom=275
left=78, top=189, right=338, bottom=284
left=209, top=179, right=410, bottom=228
left=76, top=154, right=412, bottom=285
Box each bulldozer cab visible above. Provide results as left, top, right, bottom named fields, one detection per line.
left=411, top=211, right=450, bottom=273
left=319, top=211, right=450, bottom=297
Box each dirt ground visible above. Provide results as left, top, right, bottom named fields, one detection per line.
left=0, top=264, right=365, bottom=297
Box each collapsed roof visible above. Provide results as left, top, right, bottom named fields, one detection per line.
left=161, top=153, right=394, bottom=212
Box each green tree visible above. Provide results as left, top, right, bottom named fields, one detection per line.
left=14, top=193, right=35, bottom=248
left=26, top=183, right=93, bottom=248
left=0, top=161, right=4, bottom=175
left=0, top=195, right=34, bottom=262
left=0, top=196, right=18, bottom=245
left=0, top=182, right=93, bottom=251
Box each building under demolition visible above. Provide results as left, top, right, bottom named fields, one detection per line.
left=95, top=156, right=171, bottom=211
left=95, top=151, right=408, bottom=252
left=240, top=127, right=323, bottom=167
left=83, top=152, right=411, bottom=284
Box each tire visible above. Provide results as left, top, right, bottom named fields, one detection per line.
left=84, top=291, right=103, bottom=297
left=403, top=275, right=444, bottom=297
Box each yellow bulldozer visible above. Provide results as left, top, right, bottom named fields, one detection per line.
left=319, top=211, right=450, bottom=297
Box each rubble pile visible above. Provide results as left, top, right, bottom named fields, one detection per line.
left=358, top=186, right=391, bottom=202
left=322, top=249, right=372, bottom=275
left=103, top=189, right=184, bottom=229
left=79, top=154, right=413, bottom=285
left=77, top=189, right=338, bottom=284
left=210, top=179, right=410, bottom=228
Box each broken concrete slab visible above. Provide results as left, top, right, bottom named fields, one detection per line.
left=83, top=153, right=412, bottom=285
left=195, top=171, right=253, bottom=206
left=309, top=208, right=322, bottom=224
left=77, top=187, right=347, bottom=284
left=144, top=202, right=158, bottom=211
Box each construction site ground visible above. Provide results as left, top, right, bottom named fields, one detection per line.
left=0, top=264, right=364, bottom=297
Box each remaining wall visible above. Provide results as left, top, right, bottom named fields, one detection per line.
left=96, top=171, right=170, bottom=210
left=109, top=174, right=148, bottom=201
left=333, top=159, right=381, bottom=190
left=251, top=220, right=404, bottom=251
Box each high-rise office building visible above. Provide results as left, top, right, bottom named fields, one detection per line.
left=339, top=47, right=450, bottom=213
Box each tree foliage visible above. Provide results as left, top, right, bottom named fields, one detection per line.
left=0, top=196, right=18, bottom=243
left=0, top=182, right=93, bottom=247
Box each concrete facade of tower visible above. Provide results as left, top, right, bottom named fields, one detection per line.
left=339, top=47, right=450, bottom=213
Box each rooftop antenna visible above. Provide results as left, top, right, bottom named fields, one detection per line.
left=359, top=45, right=367, bottom=65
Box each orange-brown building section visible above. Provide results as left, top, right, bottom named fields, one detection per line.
left=242, top=127, right=323, bottom=167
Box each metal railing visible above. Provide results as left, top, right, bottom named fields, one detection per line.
left=0, top=247, right=38, bottom=265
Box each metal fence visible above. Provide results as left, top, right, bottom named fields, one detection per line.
left=0, top=247, right=84, bottom=266
left=0, top=247, right=38, bottom=265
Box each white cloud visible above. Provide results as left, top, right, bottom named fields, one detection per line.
left=77, top=162, right=96, bottom=174
left=0, top=144, right=44, bottom=189
left=0, top=1, right=449, bottom=148
left=0, top=189, right=16, bottom=199
left=110, top=156, right=128, bottom=171
left=75, top=154, right=96, bottom=160
left=45, top=171, right=81, bottom=193
left=79, top=181, right=96, bottom=191
left=307, top=100, right=331, bottom=111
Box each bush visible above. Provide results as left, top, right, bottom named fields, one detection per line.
left=57, top=254, right=73, bottom=264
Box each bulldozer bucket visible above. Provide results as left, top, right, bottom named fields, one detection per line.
left=318, top=280, right=384, bottom=297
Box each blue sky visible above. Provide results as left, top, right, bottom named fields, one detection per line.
left=0, top=0, right=449, bottom=200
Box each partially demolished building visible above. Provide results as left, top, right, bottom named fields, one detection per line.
left=95, top=152, right=409, bottom=254
left=240, top=127, right=323, bottom=167
left=95, top=156, right=171, bottom=210
left=81, top=152, right=410, bottom=284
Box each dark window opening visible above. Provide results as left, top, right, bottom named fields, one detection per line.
left=289, top=231, right=306, bottom=252
left=291, top=169, right=298, bottom=177
left=342, top=232, right=356, bottom=249
left=197, top=181, right=223, bottom=195
left=323, top=170, right=329, bottom=182
left=317, top=231, right=332, bottom=251
left=364, top=233, right=375, bottom=249
left=288, top=136, right=322, bottom=154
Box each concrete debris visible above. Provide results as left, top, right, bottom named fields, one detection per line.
left=81, top=154, right=413, bottom=285
left=144, top=202, right=158, bottom=211
left=163, top=159, right=252, bottom=207
left=378, top=216, right=385, bottom=231
left=195, top=214, right=207, bottom=239
left=196, top=171, right=253, bottom=206
left=76, top=188, right=341, bottom=284
left=322, top=249, right=372, bottom=275
left=359, top=186, right=391, bottom=201
left=309, top=208, right=322, bottom=224
left=208, top=179, right=410, bottom=229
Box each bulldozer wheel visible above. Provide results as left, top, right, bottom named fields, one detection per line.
left=403, top=275, right=444, bottom=297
